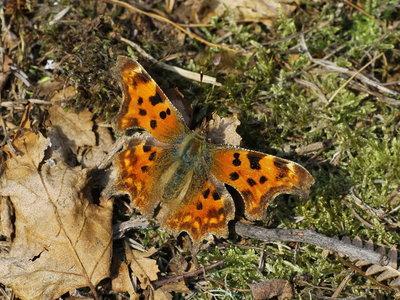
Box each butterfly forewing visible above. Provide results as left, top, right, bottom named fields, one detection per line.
left=210, top=147, right=314, bottom=219
left=114, top=56, right=190, bottom=143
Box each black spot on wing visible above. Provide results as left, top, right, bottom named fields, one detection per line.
left=149, top=151, right=156, bottom=161
left=273, top=158, right=288, bottom=169
left=138, top=97, right=143, bottom=105
left=230, top=172, right=239, bottom=181
left=247, top=153, right=262, bottom=170
left=259, top=176, right=267, bottom=184
left=273, top=158, right=289, bottom=179
left=149, top=94, right=164, bottom=106
left=166, top=108, right=171, bottom=115
left=141, top=166, right=148, bottom=172
left=247, top=178, right=256, bottom=186
left=150, top=120, right=157, bottom=129
left=159, top=111, right=167, bottom=119
left=143, top=145, right=152, bottom=152
left=139, top=109, right=147, bottom=115
left=203, top=188, right=210, bottom=199
left=212, top=191, right=221, bottom=200
left=196, top=202, right=203, bottom=210
left=232, top=153, right=241, bottom=166
left=135, top=72, right=150, bottom=83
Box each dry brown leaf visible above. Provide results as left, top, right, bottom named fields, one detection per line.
left=49, top=106, right=96, bottom=149
left=0, top=55, right=13, bottom=91
left=207, top=112, right=242, bottom=146
left=153, top=288, right=173, bottom=300
left=48, top=106, right=113, bottom=168
left=249, top=279, right=293, bottom=300
left=158, top=281, right=191, bottom=294
left=111, top=262, right=139, bottom=300
left=0, top=196, right=13, bottom=241
left=50, top=85, right=77, bottom=103
left=175, top=0, right=299, bottom=27
left=0, top=130, right=113, bottom=300
left=128, top=247, right=159, bottom=289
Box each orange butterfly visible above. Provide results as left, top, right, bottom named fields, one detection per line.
left=114, top=56, right=314, bottom=247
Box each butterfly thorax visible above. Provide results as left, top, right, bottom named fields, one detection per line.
left=159, top=131, right=208, bottom=204
left=178, top=131, right=207, bottom=163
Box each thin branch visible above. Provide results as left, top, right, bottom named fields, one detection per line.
left=261, top=21, right=330, bottom=46
left=325, top=53, right=385, bottom=105
left=234, top=222, right=389, bottom=266
left=336, top=255, right=395, bottom=292
left=152, top=260, right=224, bottom=287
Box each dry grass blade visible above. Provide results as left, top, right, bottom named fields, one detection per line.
left=95, top=0, right=248, bottom=54
left=119, top=37, right=221, bottom=86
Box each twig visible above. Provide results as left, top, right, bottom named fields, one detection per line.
left=360, top=21, right=400, bottom=62
left=325, top=53, right=386, bottom=105
left=312, top=56, right=399, bottom=101
left=234, top=222, right=389, bottom=266
left=119, top=37, right=221, bottom=86
left=340, top=0, right=386, bottom=29
left=113, top=217, right=151, bottom=239
left=95, top=0, right=247, bottom=54
left=349, top=186, right=385, bottom=218
left=345, top=79, right=400, bottom=106
left=331, top=270, right=354, bottom=298
left=336, top=255, right=394, bottom=292
left=261, top=21, right=330, bottom=46
left=152, top=260, right=224, bottom=287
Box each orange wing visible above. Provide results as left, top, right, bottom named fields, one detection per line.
left=161, top=176, right=235, bottom=245
left=115, top=138, right=165, bottom=217
left=116, top=138, right=235, bottom=246
left=114, top=56, right=190, bottom=143
left=210, top=148, right=314, bottom=219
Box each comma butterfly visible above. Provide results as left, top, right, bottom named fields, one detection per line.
left=114, top=56, right=314, bottom=247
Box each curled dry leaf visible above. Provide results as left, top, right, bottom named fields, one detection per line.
left=0, top=129, right=113, bottom=300
left=48, top=106, right=113, bottom=168
left=206, top=112, right=242, bottom=146
left=0, top=196, right=14, bottom=241
left=249, top=279, right=293, bottom=300
left=111, top=262, right=138, bottom=300
left=175, top=0, right=299, bottom=27
left=128, top=247, right=160, bottom=290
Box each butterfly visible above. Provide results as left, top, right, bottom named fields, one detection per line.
left=113, top=56, right=314, bottom=248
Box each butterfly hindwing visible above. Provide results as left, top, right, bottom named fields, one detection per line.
left=162, top=175, right=235, bottom=244
left=210, top=147, right=314, bottom=219
left=114, top=56, right=190, bottom=143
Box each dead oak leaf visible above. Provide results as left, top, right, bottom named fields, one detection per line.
left=206, top=112, right=242, bottom=146
left=249, top=279, right=293, bottom=300
left=111, top=262, right=139, bottom=300
left=175, top=0, right=299, bottom=28
left=128, top=247, right=159, bottom=290
left=48, top=106, right=96, bottom=150
left=48, top=106, right=113, bottom=168
left=0, top=130, right=113, bottom=300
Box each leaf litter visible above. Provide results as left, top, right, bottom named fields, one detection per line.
left=0, top=107, right=113, bottom=299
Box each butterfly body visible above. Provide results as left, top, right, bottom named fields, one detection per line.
left=114, top=56, right=315, bottom=246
